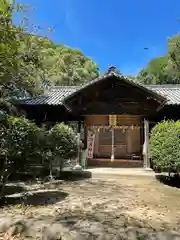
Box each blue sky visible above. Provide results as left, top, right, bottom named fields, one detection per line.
left=16, top=0, right=180, bottom=75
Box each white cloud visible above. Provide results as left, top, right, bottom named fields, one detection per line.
left=60, top=0, right=105, bottom=50
left=61, top=0, right=81, bottom=35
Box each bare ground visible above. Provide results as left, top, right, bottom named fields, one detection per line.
left=0, top=174, right=180, bottom=239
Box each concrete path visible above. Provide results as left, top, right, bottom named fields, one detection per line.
left=87, top=167, right=155, bottom=178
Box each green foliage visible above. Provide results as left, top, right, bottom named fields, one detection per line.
left=150, top=121, right=180, bottom=173
left=48, top=123, right=78, bottom=160
left=166, top=34, right=180, bottom=83
left=0, top=116, right=41, bottom=171
left=136, top=56, right=170, bottom=84
left=0, top=118, right=78, bottom=175
left=136, top=33, right=180, bottom=84
left=0, top=0, right=47, bottom=105
left=0, top=0, right=21, bottom=97
left=0, top=0, right=96, bottom=198
left=0, top=0, right=99, bottom=104
left=0, top=116, right=78, bottom=199
left=34, top=40, right=99, bottom=86
left=0, top=115, right=42, bottom=199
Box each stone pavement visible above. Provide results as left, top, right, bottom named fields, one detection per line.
left=87, top=167, right=155, bottom=178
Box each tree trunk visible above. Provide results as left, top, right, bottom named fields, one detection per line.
left=60, top=158, right=64, bottom=172
left=0, top=173, right=8, bottom=201
left=0, top=159, right=10, bottom=202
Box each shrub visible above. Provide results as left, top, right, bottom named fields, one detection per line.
left=47, top=123, right=78, bottom=170
left=0, top=116, right=43, bottom=199
left=6, top=116, right=42, bottom=167
left=150, top=120, right=180, bottom=174
left=0, top=119, right=78, bottom=200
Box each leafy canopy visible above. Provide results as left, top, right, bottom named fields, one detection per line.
left=0, top=0, right=99, bottom=104
left=136, top=33, right=180, bottom=84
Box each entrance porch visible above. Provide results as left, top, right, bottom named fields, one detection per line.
left=85, top=115, right=148, bottom=168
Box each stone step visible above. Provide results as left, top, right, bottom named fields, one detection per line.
left=87, top=159, right=143, bottom=168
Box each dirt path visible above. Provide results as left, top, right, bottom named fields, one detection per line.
left=0, top=175, right=180, bottom=239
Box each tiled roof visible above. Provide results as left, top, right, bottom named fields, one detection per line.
left=18, top=86, right=80, bottom=105
left=17, top=83, right=180, bottom=106
left=147, top=85, right=180, bottom=105
left=63, top=72, right=165, bottom=103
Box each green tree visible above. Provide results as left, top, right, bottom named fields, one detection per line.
left=0, top=0, right=53, bottom=114
left=0, top=0, right=99, bottom=102
left=136, top=33, right=180, bottom=85
left=166, top=34, right=180, bottom=83
left=40, top=43, right=99, bottom=86
left=0, top=0, right=21, bottom=98
left=136, top=56, right=170, bottom=84
left=0, top=0, right=99, bottom=108
left=18, top=34, right=99, bottom=87
left=18, top=34, right=53, bottom=95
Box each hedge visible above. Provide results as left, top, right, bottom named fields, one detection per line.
left=150, top=120, right=180, bottom=173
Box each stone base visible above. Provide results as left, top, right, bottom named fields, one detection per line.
left=73, top=164, right=83, bottom=171
left=143, top=167, right=153, bottom=172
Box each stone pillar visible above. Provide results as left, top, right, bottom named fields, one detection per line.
left=73, top=121, right=83, bottom=170
left=143, top=119, right=150, bottom=168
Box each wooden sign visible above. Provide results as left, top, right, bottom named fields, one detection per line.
left=109, top=115, right=117, bottom=126
left=86, top=129, right=95, bottom=159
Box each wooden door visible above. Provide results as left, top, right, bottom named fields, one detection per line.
left=127, top=128, right=141, bottom=154
left=114, top=128, right=127, bottom=158
left=98, top=128, right=112, bottom=158
left=98, top=128, right=128, bottom=159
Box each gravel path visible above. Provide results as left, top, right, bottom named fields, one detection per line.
left=0, top=174, right=180, bottom=239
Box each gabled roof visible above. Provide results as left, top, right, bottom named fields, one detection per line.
left=63, top=72, right=166, bottom=104
left=16, top=72, right=180, bottom=106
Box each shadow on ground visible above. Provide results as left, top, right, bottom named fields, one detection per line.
left=36, top=210, right=180, bottom=239
left=2, top=190, right=68, bottom=206
left=156, top=174, right=180, bottom=188
left=2, top=184, right=25, bottom=196
left=1, top=211, right=180, bottom=239
left=56, top=170, right=92, bottom=181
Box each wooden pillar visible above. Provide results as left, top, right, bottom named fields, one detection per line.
left=77, top=120, right=81, bottom=165
left=143, top=119, right=150, bottom=168
left=111, top=127, right=115, bottom=161
left=94, top=127, right=100, bottom=157
left=78, top=120, right=81, bottom=134
left=74, top=120, right=83, bottom=170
